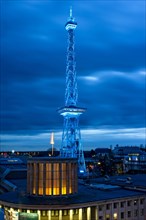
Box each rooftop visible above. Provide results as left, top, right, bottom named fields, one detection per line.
left=0, top=182, right=144, bottom=208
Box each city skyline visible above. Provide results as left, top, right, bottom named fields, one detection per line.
left=0, top=1, right=145, bottom=151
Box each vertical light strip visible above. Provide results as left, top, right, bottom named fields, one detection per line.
left=95, top=206, right=98, bottom=220
left=70, top=209, right=73, bottom=220
left=87, top=207, right=91, bottom=220
left=48, top=210, right=51, bottom=220
left=59, top=210, right=62, bottom=220
left=79, top=208, right=82, bottom=220
left=37, top=210, right=41, bottom=220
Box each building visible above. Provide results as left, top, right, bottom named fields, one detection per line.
left=113, top=146, right=146, bottom=173
left=0, top=167, right=146, bottom=220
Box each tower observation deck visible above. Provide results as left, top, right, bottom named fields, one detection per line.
left=58, top=8, right=86, bottom=173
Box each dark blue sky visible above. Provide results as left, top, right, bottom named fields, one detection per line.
left=0, top=1, right=145, bottom=151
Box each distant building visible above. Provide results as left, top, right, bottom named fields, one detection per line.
left=113, top=146, right=146, bottom=173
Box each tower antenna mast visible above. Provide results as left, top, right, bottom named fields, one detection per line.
left=58, top=8, right=86, bottom=173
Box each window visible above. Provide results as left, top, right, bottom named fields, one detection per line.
left=134, top=209, right=138, bottom=217
left=134, top=200, right=138, bottom=205
left=99, top=216, right=103, bottom=220
left=73, top=209, right=78, bottom=214
left=121, top=202, right=124, bottom=208
left=128, top=211, right=131, bottom=217
left=51, top=211, right=54, bottom=217
left=140, top=209, right=144, bottom=216
left=113, top=213, right=117, bottom=219
left=127, top=200, right=131, bottom=206
left=63, top=210, right=68, bottom=216
left=106, top=214, right=110, bottom=220
left=106, top=204, right=110, bottom=210
left=99, top=205, right=103, bottom=211
left=114, top=203, right=118, bottom=209
left=140, top=199, right=144, bottom=205
left=121, top=212, right=124, bottom=219
left=41, top=211, right=46, bottom=216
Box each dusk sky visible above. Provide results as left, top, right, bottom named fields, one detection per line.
left=0, top=0, right=146, bottom=151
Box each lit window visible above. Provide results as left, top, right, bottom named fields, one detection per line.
left=113, top=213, right=117, bottom=219
left=106, top=214, right=110, bottom=220
left=51, top=211, right=54, bottom=216
left=55, top=211, right=59, bottom=216
left=63, top=210, right=67, bottom=216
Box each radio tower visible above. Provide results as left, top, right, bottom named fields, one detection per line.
left=58, top=8, right=86, bottom=173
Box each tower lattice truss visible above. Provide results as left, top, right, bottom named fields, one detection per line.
left=58, top=9, right=86, bottom=173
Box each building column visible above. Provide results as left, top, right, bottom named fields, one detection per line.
left=79, top=208, right=82, bottom=220
left=69, top=209, right=73, bottom=220
left=47, top=210, right=51, bottom=220
left=87, top=207, right=91, bottom=220
left=59, top=210, right=62, bottom=220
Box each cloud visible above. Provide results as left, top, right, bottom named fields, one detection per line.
left=0, top=1, right=145, bottom=149
left=0, top=128, right=145, bottom=151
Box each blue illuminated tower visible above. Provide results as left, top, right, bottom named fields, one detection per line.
left=58, top=8, right=86, bottom=173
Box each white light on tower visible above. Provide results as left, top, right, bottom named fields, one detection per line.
left=50, top=132, right=54, bottom=156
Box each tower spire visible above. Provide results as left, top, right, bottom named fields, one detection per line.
left=58, top=9, right=86, bottom=174
left=70, top=6, right=72, bottom=18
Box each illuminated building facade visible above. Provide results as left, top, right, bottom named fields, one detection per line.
left=0, top=184, right=146, bottom=220
left=27, top=158, right=78, bottom=196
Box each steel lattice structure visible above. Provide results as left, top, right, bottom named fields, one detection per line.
left=58, top=9, right=86, bottom=173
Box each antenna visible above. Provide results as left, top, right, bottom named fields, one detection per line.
left=70, top=6, right=72, bottom=18
left=50, top=132, right=54, bottom=156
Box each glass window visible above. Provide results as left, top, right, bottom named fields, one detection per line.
left=127, top=201, right=131, bottom=206
left=140, top=199, right=144, bottom=205
left=140, top=209, right=144, bottom=216
left=106, top=214, right=110, bottom=220
left=121, top=202, right=124, bottom=208
left=114, top=203, right=118, bottom=209
left=128, top=211, right=131, bottom=217
left=121, top=212, right=124, bottom=219
left=51, top=211, right=54, bottom=216
left=55, top=210, right=59, bottom=216
left=99, top=205, right=103, bottom=211
left=63, top=210, right=68, bottom=216
left=134, top=209, right=138, bottom=217
left=106, top=204, right=110, bottom=210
